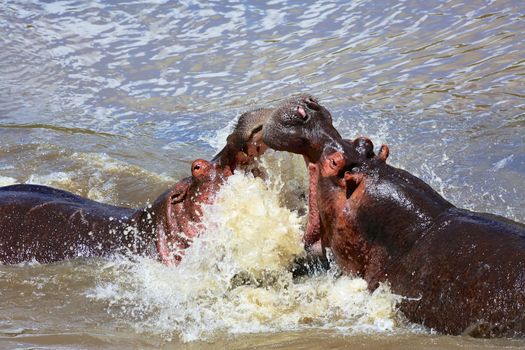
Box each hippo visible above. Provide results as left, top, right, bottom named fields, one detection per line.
left=260, top=94, right=345, bottom=252
left=231, top=94, right=525, bottom=337
left=0, top=159, right=231, bottom=265
left=212, top=93, right=342, bottom=251
left=313, top=140, right=525, bottom=337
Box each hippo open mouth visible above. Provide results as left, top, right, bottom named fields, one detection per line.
left=301, top=138, right=389, bottom=254
left=212, top=94, right=525, bottom=338
left=206, top=95, right=388, bottom=257
left=212, top=108, right=272, bottom=172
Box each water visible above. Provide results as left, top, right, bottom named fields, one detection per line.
left=0, top=0, right=524, bottom=348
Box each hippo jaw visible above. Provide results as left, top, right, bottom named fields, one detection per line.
left=153, top=159, right=232, bottom=265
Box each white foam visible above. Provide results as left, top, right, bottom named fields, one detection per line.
left=22, top=152, right=174, bottom=204
left=87, top=152, right=402, bottom=342
left=0, top=175, right=18, bottom=186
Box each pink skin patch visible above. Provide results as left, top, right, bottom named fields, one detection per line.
left=304, top=163, right=322, bottom=251
left=296, top=105, right=307, bottom=119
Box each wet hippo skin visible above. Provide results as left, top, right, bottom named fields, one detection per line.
left=0, top=159, right=231, bottom=265
left=312, top=141, right=525, bottom=337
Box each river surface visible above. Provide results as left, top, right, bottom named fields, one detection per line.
left=1, top=0, right=524, bottom=349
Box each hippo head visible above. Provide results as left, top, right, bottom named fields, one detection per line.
left=301, top=136, right=390, bottom=253
left=301, top=139, right=389, bottom=276
left=317, top=138, right=389, bottom=195
left=212, top=95, right=343, bottom=172
left=262, top=94, right=344, bottom=163
left=150, top=159, right=232, bottom=265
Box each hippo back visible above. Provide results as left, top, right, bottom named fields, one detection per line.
left=0, top=184, right=137, bottom=263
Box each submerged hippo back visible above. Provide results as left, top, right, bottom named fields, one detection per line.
left=0, top=184, right=137, bottom=263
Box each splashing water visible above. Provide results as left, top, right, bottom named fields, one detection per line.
left=1, top=0, right=524, bottom=348
left=87, top=153, right=404, bottom=342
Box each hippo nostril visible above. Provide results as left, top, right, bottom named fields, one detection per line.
left=194, top=164, right=201, bottom=171
left=296, top=106, right=307, bottom=119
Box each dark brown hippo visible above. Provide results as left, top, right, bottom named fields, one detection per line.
left=0, top=159, right=231, bottom=265
left=233, top=94, right=525, bottom=337
left=312, top=140, right=525, bottom=337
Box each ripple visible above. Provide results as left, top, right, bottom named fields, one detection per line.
left=0, top=0, right=523, bottom=220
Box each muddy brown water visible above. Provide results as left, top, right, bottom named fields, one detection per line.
left=0, top=0, right=524, bottom=349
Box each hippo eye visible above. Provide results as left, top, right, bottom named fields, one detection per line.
left=305, top=97, right=320, bottom=111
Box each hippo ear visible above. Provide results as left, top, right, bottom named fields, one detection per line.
left=170, top=179, right=191, bottom=204
left=191, top=159, right=212, bottom=180
left=171, top=191, right=186, bottom=204
left=377, top=144, right=389, bottom=163
left=353, top=137, right=375, bottom=158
